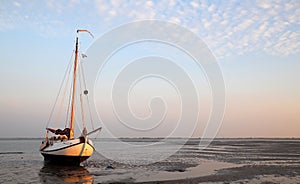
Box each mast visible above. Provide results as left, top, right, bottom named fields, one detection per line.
left=69, top=30, right=93, bottom=139
left=69, top=34, right=79, bottom=139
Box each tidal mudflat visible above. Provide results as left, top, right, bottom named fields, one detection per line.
left=1, top=138, right=299, bottom=183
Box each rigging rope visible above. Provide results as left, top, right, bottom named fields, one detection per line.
left=80, top=60, right=95, bottom=130
left=78, top=58, right=86, bottom=129
left=46, top=51, right=74, bottom=129
left=65, top=77, right=73, bottom=128
left=55, top=56, right=73, bottom=126
left=80, top=94, right=85, bottom=128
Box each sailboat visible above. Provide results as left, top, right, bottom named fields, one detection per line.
left=39, top=30, right=101, bottom=165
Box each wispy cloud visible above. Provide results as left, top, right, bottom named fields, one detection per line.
left=92, top=0, right=300, bottom=57
left=0, top=0, right=299, bottom=57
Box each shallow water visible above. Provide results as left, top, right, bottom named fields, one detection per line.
left=0, top=138, right=299, bottom=183
left=0, top=139, right=42, bottom=183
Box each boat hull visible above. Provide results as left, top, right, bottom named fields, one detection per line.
left=41, top=154, right=90, bottom=165
left=40, top=137, right=94, bottom=165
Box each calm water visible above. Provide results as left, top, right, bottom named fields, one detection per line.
left=0, top=139, right=44, bottom=183
left=0, top=138, right=299, bottom=183
left=0, top=138, right=206, bottom=183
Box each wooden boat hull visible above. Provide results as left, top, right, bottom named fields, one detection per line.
left=40, top=137, right=94, bottom=165
left=41, top=154, right=90, bottom=165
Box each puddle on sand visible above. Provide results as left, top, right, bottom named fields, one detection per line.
left=136, top=159, right=238, bottom=182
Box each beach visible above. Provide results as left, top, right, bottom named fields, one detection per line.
left=0, top=138, right=299, bottom=183
left=140, top=138, right=300, bottom=183
left=81, top=138, right=300, bottom=183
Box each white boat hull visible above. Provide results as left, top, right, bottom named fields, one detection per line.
left=40, top=137, right=94, bottom=165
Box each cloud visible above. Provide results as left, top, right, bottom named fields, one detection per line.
left=13, top=1, right=21, bottom=7
left=169, top=17, right=181, bottom=24
left=234, top=19, right=254, bottom=32
left=190, top=1, right=199, bottom=8
left=145, top=0, right=154, bottom=7
left=200, top=0, right=300, bottom=57
left=0, top=0, right=299, bottom=57
left=257, top=1, right=272, bottom=9
left=208, top=4, right=215, bottom=12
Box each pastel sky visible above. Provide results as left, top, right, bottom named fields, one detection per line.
left=0, top=0, right=299, bottom=138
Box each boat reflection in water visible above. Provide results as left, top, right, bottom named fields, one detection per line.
left=39, top=164, right=93, bottom=184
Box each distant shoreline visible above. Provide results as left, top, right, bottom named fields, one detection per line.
left=0, top=137, right=43, bottom=140
left=0, top=137, right=299, bottom=141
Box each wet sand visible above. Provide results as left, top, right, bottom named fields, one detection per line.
left=1, top=138, right=298, bottom=183
left=136, top=160, right=237, bottom=182
left=137, top=138, right=300, bottom=184
left=84, top=138, right=300, bottom=183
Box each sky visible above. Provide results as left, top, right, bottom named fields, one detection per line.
left=0, top=0, right=299, bottom=138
